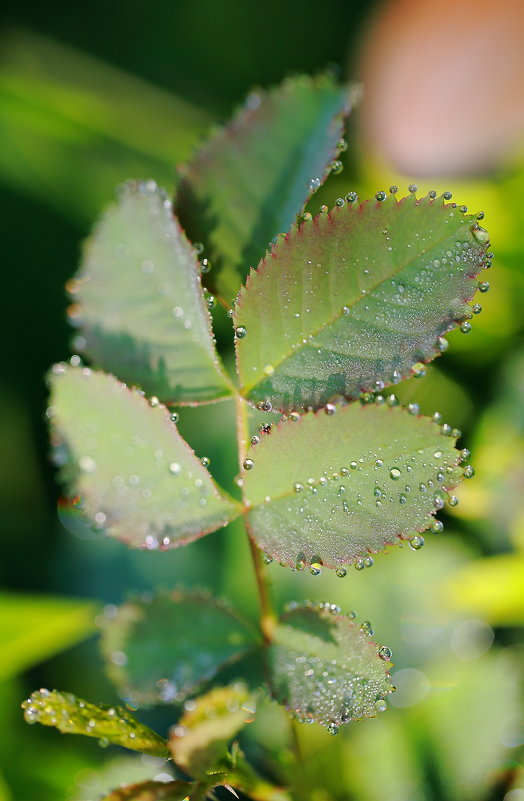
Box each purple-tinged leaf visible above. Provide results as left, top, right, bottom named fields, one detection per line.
left=242, top=401, right=464, bottom=570
left=268, top=603, right=394, bottom=730
left=234, top=193, right=490, bottom=412
left=49, top=365, right=240, bottom=549
left=176, top=74, right=353, bottom=300
left=70, top=180, right=233, bottom=404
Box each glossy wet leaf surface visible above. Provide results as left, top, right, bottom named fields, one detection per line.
left=100, top=590, right=258, bottom=706
left=235, top=194, right=490, bottom=412
left=21, top=689, right=168, bottom=756
left=102, top=780, right=193, bottom=801
left=242, top=401, right=464, bottom=569
left=268, top=603, right=394, bottom=730
left=170, top=683, right=254, bottom=777
left=49, top=365, right=240, bottom=549
left=70, top=180, right=233, bottom=403
left=176, top=74, right=352, bottom=300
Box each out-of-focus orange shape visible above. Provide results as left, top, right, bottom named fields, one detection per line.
left=358, top=0, right=524, bottom=175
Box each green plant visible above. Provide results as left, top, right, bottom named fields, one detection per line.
left=23, top=73, right=491, bottom=800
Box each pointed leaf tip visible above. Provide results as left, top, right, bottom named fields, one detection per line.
left=49, top=365, right=240, bottom=549
left=70, top=180, right=233, bottom=404
left=235, top=193, right=490, bottom=413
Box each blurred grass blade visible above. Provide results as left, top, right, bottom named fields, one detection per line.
left=242, top=401, right=465, bottom=570
left=170, top=683, right=255, bottom=777
left=71, top=180, right=234, bottom=403
left=0, top=28, right=210, bottom=222
left=0, top=592, right=97, bottom=681
left=234, top=193, right=490, bottom=413
left=100, top=590, right=259, bottom=706
left=22, top=689, right=168, bottom=756
left=176, top=74, right=353, bottom=300
left=49, top=365, right=241, bottom=549
left=268, top=603, right=394, bottom=730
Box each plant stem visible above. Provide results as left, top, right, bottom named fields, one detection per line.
left=289, top=720, right=313, bottom=801
left=235, top=393, right=276, bottom=644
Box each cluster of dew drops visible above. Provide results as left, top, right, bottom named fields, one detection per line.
left=280, top=600, right=394, bottom=735
left=228, top=183, right=486, bottom=576
left=232, top=181, right=492, bottom=345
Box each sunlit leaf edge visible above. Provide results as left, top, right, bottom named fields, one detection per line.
left=234, top=192, right=490, bottom=413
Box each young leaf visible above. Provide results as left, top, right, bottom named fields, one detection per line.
left=100, top=590, right=259, bottom=706
left=242, top=401, right=464, bottom=569
left=170, top=683, right=255, bottom=777
left=70, top=180, right=233, bottom=404
left=268, top=603, right=394, bottom=731
left=102, top=781, right=193, bottom=801
left=49, top=365, right=240, bottom=549
left=21, top=689, right=168, bottom=756
left=234, top=193, right=490, bottom=412
left=175, top=74, right=353, bottom=300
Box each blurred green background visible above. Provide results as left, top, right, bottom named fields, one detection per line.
left=1, top=1, right=524, bottom=799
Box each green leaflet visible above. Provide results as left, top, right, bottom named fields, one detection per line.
left=49, top=365, right=240, bottom=548
left=0, top=593, right=97, bottom=681
left=71, top=181, right=233, bottom=404
left=268, top=603, right=394, bottom=731
left=100, top=590, right=259, bottom=706
left=175, top=74, right=353, bottom=300
left=103, top=781, right=193, bottom=801
left=21, top=689, right=168, bottom=757
left=242, top=402, right=464, bottom=569
left=234, top=193, right=490, bottom=412
left=170, top=683, right=255, bottom=777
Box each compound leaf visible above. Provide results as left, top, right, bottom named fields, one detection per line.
left=49, top=365, right=240, bottom=549
left=102, top=781, right=193, bottom=801
left=242, top=401, right=465, bottom=569
left=175, top=74, right=353, bottom=300
left=70, top=180, right=233, bottom=404
left=268, top=603, right=394, bottom=730
left=170, top=683, right=255, bottom=777
left=100, top=590, right=259, bottom=706
left=21, top=689, right=168, bottom=757
left=234, top=193, right=490, bottom=412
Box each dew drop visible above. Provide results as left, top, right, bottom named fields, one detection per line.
left=409, top=535, right=425, bottom=550
left=471, top=225, right=490, bottom=245
left=243, top=459, right=254, bottom=471
left=389, top=468, right=401, bottom=481
left=307, top=177, right=321, bottom=191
